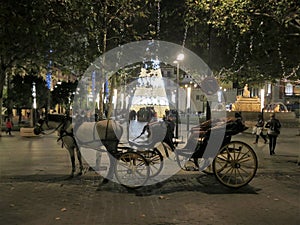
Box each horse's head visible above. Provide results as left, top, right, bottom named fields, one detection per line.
left=33, top=115, right=72, bottom=136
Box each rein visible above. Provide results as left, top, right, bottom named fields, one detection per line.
left=37, top=117, right=68, bottom=135
left=47, top=120, right=65, bottom=135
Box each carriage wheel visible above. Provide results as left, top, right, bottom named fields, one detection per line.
left=115, top=152, right=150, bottom=188
left=212, top=141, right=258, bottom=188
left=140, top=148, right=163, bottom=178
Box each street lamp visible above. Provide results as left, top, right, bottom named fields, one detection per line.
left=181, top=74, right=194, bottom=136
left=32, top=82, right=37, bottom=126
left=113, top=88, right=118, bottom=117
left=260, top=88, right=265, bottom=112
left=186, top=86, right=191, bottom=132
left=173, top=53, right=184, bottom=139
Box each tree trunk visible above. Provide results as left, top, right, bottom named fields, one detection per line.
left=107, top=76, right=116, bottom=119
left=99, top=0, right=108, bottom=119
left=0, top=70, right=6, bottom=136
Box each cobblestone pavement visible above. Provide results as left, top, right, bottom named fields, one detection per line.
left=0, top=127, right=299, bottom=225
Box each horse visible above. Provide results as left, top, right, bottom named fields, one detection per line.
left=34, top=115, right=123, bottom=179
left=34, top=116, right=83, bottom=177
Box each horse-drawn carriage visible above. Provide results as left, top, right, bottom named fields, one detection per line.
left=34, top=115, right=257, bottom=189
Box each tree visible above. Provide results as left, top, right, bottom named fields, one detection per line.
left=51, top=81, right=78, bottom=112
left=8, top=74, right=48, bottom=122
left=185, top=0, right=300, bottom=86
left=0, top=0, right=158, bottom=128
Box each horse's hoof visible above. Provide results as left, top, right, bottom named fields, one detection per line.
left=96, top=178, right=110, bottom=191
left=101, top=178, right=109, bottom=184
left=77, top=172, right=82, bottom=176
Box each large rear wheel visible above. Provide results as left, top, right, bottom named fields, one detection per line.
left=213, top=141, right=258, bottom=188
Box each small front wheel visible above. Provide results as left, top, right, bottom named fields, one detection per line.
left=115, top=152, right=150, bottom=188
left=213, top=141, right=258, bottom=188
left=140, top=148, right=163, bottom=178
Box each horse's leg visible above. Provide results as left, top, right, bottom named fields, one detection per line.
left=95, top=151, right=102, bottom=171
left=68, top=148, right=76, bottom=178
left=76, top=146, right=83, bottom=176
left=101, top=152, right=116, bottom=184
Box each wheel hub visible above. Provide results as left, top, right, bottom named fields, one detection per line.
left=231, top=161, right=241, bottom=168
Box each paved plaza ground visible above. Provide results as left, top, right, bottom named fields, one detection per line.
left=0, top=125, right=299, bottom=225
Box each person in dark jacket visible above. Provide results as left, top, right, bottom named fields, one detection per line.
left=253, top=113, right=267, bottom=144
left=265, top=113, right=281, bottom=155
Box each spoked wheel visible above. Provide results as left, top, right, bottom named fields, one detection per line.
left=212, top=141, right=258, bottom=188
left=115, top=152, right=150, bottom=188
left=140, top=148, right=163, bottom=178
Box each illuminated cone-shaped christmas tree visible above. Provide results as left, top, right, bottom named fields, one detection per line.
left=131, top=66, right=170, bottom=120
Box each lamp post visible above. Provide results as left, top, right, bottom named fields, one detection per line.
left=174, top=53, right=184, bottom=139
left=32, top=82, right=37, bottom=126
left=186, top=85, right=191, bottom=132
left=260, top=88, right=265, bottom=113
left=181, top=74, right=194, bottom=137
left=113, top=88, right=118, bottom=117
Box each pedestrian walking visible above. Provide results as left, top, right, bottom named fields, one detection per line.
left=5, top=118, right=13, bottom=136
left=253, top=113, right=267, bottom=144
left=265, top=113, right=281, bottom=155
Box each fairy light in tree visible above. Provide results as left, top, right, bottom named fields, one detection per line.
left=156, top=0, right=161, bottom=40
left=231, top=41, right=240, bottom=66
left=284, top=63, right=300, bottom=80
left=84, top=36, right=89, bottom=63
left=249, top=35, right=253, bottom=55
left=182, top=25, right=188, bottom=48
left=91, top=5, right=101, bottom=54
left=277, top=42, right=286, bottom=76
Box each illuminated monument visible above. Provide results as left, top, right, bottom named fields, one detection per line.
left=232, top=84, right=261, bottom=112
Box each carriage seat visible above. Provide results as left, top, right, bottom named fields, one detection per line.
left=129, top=121, right=168, bottom=149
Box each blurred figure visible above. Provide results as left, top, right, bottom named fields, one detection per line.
left=6, top=118, right=13, bottom=136
left=253, top=113, right=267, bottom=144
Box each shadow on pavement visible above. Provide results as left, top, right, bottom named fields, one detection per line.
left=0, top=174, right=79, bottom=183
left=96, top=173, right=260, bottom=196
left=1, top=173, right=259, bottom=196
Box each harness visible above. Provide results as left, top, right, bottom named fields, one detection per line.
left=73, top=122, right=100, bottom=146
left=56, top=117, right=78, bottom=149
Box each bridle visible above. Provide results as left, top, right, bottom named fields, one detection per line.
left=34, top=115, right=69, bottom=135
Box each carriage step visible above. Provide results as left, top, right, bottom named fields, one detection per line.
left=20, top=128, right=39, bottom=137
